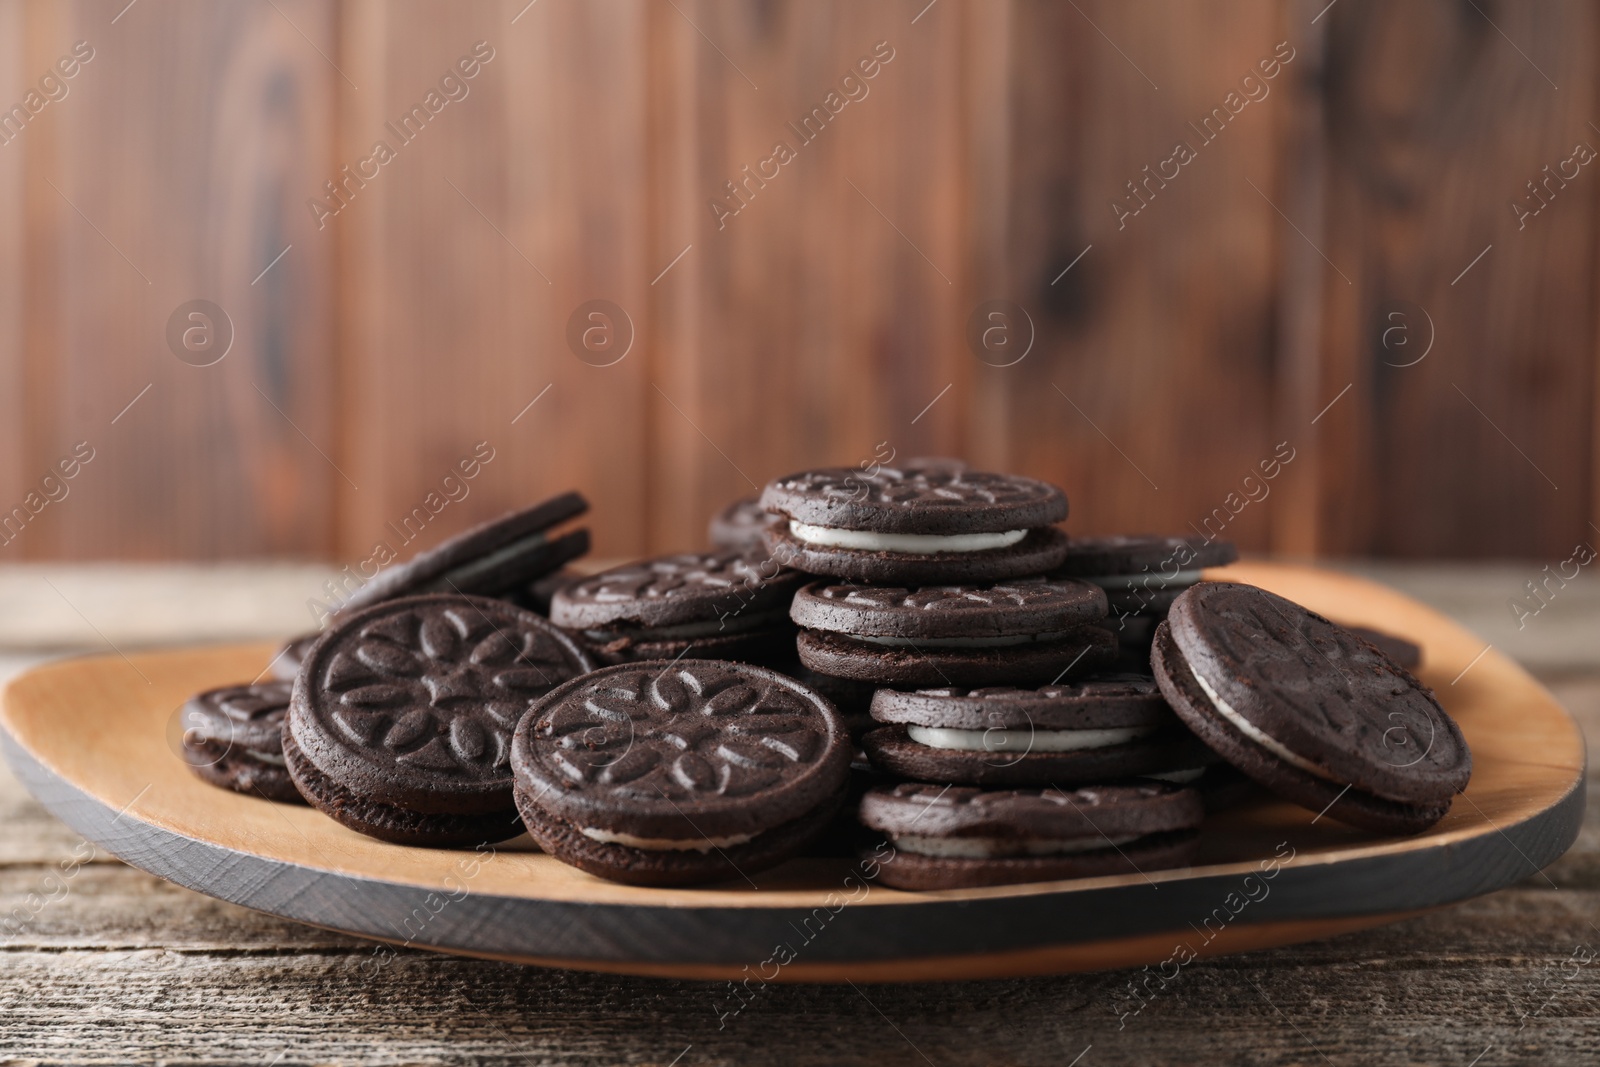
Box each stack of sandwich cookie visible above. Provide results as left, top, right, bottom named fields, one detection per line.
left=285, top=593, right=594, bottom=846
left=550, top=551, right=803, bottom=665
left=179, top=681, right=303, bottom=803
left=761, top=466, right=1070, bottom=584
left=791, top=579, right=1115, bottom=687
left=860, top=781, right=1204, bottom=889
left=1051, top=535, right=1237, bottom=665
left=511, top=660, right=851, bottom=886
left=1152, top=582, right=1471, bottom=834
left=337, top=492, right=590, bottom=613
left=861, top=676, right=1201, bottom=786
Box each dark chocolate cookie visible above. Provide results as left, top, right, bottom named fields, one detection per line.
left=551, top=551, right=802, bottom=666
left=1152, top=583, right=1470, bottom=834
left=797, top=627, right=1115, bottom=687
left=869, top=675, right=1174, bottom=731
left=859, top=781, right=1203, bottom=890
left=268, top=632, right=321, bottom=683
left=792, top=579, right=1113, bottom=687
left=1346, top=625, right=1423, bottom=670
left=511, top=660, right=851, bottom=886
left=286, top=593, right=594, bottom=846
left=791, top=579, right=1107, bottom=638
left=339, top=492, right=590, bottom=613
left=708, top=495, right=779, bottom=552
left=179, top=681, right=304, bottom=803
left=1052, top=535, right=1239, bottom=577
left=760, top=466, right=1069, bottom=582
left=860, top=722, right=1198, bottom=786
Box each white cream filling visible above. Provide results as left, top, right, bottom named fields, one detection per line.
left=789, top=520, right=1026, bottom=554
left=1190, top=667, right=1338, bottom=782
left=893, top=832, right=1140, bottom=859
left=1143, top=767, right=1204, bottom=784
left=244, top=749, right=287, bottom=768
left=580, top=827, right=756, bottom=852
left=1082, top=570, right=1203, bottom=591
left=906, top=724, right=1150, bottom=753
left=854, top=631, right=1073, bottom=649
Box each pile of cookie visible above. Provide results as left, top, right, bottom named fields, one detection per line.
left=178, top=462, right=1470, bottom=891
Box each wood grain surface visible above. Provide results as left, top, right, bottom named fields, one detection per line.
left=3, top=0, right=1599, bottom=563
left=0, top=562, right=1597, bottom=1062
left=0, top=702, right=1593, bottom=1063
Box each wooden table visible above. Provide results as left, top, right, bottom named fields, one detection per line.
left=1, top=563, right=1596, bottom=1065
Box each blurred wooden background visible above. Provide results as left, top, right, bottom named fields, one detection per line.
left=0, top=0, right=1594, bottom=564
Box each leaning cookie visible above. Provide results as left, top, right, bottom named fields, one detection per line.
left=792, top=579, right=1115, bottom=687
left=267, top=632, right=321, bottom=682
left=511, top=660, right=852, bottom=886
left=1151, top=582, right=1471, bottom=835
left=860, top=782, right=1204, bottom=890
left=1052, top=535, right=1238, bottom=664
left=180, top=681, right=304, bottom=803
left=285, top=593, right=594, bottom=847
left=760, top=466, right=1069, bottom=584
left=550, top=551, right=803, bottom=665
left=338, top=492, right=591, bottom=613
left=861, top=676, right=1194, bottom=786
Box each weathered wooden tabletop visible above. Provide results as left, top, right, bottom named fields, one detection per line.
left=1, top=562, right=1596, bottom=1066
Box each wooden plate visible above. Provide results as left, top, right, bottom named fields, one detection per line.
left=0, top=563, right=1583, bottom=982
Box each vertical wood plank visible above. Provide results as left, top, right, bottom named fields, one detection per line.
left=20, top=0, right=339, bottom=559
left=0, top=0, right=24, bottom=530
left=1316, top=0, right=1597, bottom=558
left=337, top=0, right=651, bottom=564
left=996, top=0, right=1291, bottom=550
left=649, top=0, right=971, bottom=552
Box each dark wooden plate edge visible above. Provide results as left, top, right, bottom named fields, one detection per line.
left=3, top=726, right=1585, bottom=980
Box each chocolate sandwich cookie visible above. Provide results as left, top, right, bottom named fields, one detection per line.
left=1346, top=625, right=1423, bottom=670
left=760, top=466, right=1069, bottom=584
left=286, top=593, right=594, bottom=846
left=860, top=781, right=1204, bottom=890
left=792, top=579, right=1115, bottom=687
left=550, top=551, right=804, bottom=665
left=268, top=632, right=321, bottom=682
left=180, top=681, right=304, bottom=803
left=517, top=567, right=584, bottom=616
left=338, top=492, right=591, bottom=613
left=512, top=660, right=852, bottom=886
left=1152, top=582, right=1471, bottom=834
left=1053, top=535, right=1238, bottom=668
left=708, top=495, right=779, bottom=552
left=861, top=675, right=1194, bottom=786
left=1053, top=534, right=1236, bottom=614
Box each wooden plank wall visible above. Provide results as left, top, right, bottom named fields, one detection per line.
left=0, top=0, right=1594, bottom=562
